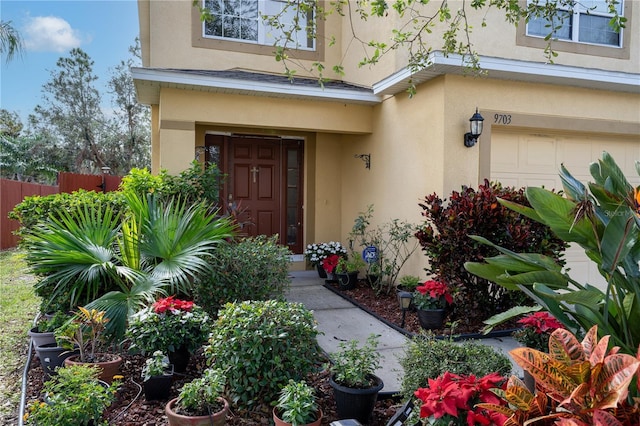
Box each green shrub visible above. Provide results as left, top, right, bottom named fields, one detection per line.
left=10, top=189, right=125, bottom=239
left=120, top=161, right=223, bottom=207
left=415, top=179, right=567, bottom=328
left=204, top=300, right=321, bottom=409
left=398, top=333, right=513, bottom=402
left=195, top=235, right=292, bottom=316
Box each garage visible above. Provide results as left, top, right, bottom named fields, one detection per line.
left=490, top=129, right=640, bottom=289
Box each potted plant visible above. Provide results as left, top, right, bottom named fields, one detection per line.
left=334, top=253, right=365, bottom=290
left=58, top=307, right=123, bottom=383
left=412, top=280, right=453, bottom=330
left=273, top=379, right=322, bottom=426
left=328, top=334, right=384, bottom=424
left=165, top=367, right=229, bottom=426
left=23, top=364, right=120, bottom=426
left=304, top=241, right=348, bottom=277
left=126, top=296, right=211, bottom=372
left=142, top=350, right=174, bottom=401
left=28, top=311, right=70, bottom=350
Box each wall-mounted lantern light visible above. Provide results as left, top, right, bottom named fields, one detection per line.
left=463, top=108, right=484, bottom=148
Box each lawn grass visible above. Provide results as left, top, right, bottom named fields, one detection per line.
left=0, top=249, right=39, bottom=424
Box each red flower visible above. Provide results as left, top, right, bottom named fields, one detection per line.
left=517, top=311, right=564, bottom=334
left=153, top=296, right=194, bottom=314
left=321, top=254, right=340, bottom=274
left=416, top=280, right=453, bottom=305
left=415, top=372, right=508, bottom=425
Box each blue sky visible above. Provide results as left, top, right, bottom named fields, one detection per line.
left=1, top=1, right=140, bottom=122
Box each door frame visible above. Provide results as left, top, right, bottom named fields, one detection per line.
left=204, top=132, right=305, bottom=254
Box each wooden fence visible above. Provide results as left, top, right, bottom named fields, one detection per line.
left=0, top=172, right=122, bottom=250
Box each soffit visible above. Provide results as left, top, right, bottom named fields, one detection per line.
left=131, top=68, right=382, bottom=105
left=374, top=52, right=640, bottom=95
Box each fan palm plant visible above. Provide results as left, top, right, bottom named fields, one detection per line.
left=23, top=191, right=236, bottom=341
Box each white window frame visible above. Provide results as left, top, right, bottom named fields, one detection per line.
left=526, top=0, right=624, bottom=48
left=201, top=0, right=315, bottom=51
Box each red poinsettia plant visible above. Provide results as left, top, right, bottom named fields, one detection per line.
left=414, top=372, right=508, bottom=426
left=321, top=254, right=341, bottom=274
left=153, top=295, right=194, bottom=314
left=512, top=311, right=564, bottom=352
left=413, top=280, right=453, bottom=310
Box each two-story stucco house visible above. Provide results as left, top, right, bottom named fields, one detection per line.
left=132, top=0, right=640, bottom=281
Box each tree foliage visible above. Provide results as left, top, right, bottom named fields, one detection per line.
left=0, top=20, right=23, bottom=63
left=196, top=0, right=625, bottom=94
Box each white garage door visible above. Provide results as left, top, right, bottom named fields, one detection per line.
left=491, top=130, right=640, bottom=290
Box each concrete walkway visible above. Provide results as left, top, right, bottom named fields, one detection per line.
left=285, top=270, right=523, bottom=396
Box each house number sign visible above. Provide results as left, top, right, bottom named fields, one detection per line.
left=362, top=246, right=379, bottom=264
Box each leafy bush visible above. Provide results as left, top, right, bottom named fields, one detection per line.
left=204, top=300, right=321, bottom=409
left=10, top=189, right=125, bottom=239
left=329, top=334, right=381, bottom=388
left=120, top=161, right=223, bottom=207
left=398, top=333, right=512, bottom=402
left=195, top=235, right=292, bottom=316
left=415, top=179, right=566, bottom=328
left=24, top=364, right=119, bottom=426
left=175, top=367, right=226, bottom=417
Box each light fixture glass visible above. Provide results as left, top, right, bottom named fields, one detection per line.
left=464, top=108, right=484, bottom=147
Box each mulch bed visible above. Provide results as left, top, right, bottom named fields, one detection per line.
left=24, top=278, right=500, bottom=425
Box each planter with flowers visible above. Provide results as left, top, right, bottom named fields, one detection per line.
left=304, top=241, right=348, bottom=278
left=412, top=280, right=453, bottom=330
left=142, top=350, right=174, bottom=401
left=126, top=296, right=211, bottom=373
left=511, top=310, right=564, bottom=391
left=413, top=371, right=508, bottom=426
left=58, top=307, right=123, bottom=383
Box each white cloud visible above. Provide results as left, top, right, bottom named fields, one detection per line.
left=23, top=16, right=84, bottom=53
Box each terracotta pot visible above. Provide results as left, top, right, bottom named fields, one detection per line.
left=165, top=397, right=229, bottom=426
left=273, top=407, right=322, bottom=426
left=416, top=308, right=446, bottom=330
left=64, top=353, right=123, bottom=383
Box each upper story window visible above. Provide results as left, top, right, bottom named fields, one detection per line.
left=202, top=0, right=315, bottom=51
left=527, top=0, right=624, bottom=47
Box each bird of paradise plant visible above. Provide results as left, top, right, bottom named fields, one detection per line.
left=478, top=325, right=640, bottom=425
left=466, top=152, right=640, bottom=355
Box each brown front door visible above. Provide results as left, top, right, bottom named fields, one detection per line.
left=204, top=134, right=304, bottom=254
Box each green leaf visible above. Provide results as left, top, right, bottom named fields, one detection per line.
left=525, top=187, right=595, bottom=246
left=482, top=305, right=541, bottom=333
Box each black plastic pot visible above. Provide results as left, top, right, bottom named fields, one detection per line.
left=35, top=343, right=78, bottom=378
left=143, top=373, right=173, bottom=401
left=336, top=272, right=358, bottom=290
left=329, top=374, right=383, bottom=424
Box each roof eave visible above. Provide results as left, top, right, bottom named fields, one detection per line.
left=373, top=52, right=640, bottom=95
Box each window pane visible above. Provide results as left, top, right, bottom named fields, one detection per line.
left=240, top=18, right=258, bottom=41
left=528, top=11, right=572, bottom=40
left=579, top=14, right=620, bottom=45
left=581, top=0, right=622, bottom=14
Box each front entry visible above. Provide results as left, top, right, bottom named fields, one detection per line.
left=204, top=134, right=304, bottom=254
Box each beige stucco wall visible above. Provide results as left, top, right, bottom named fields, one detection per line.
left=139, top=0, right=638, bottom=90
